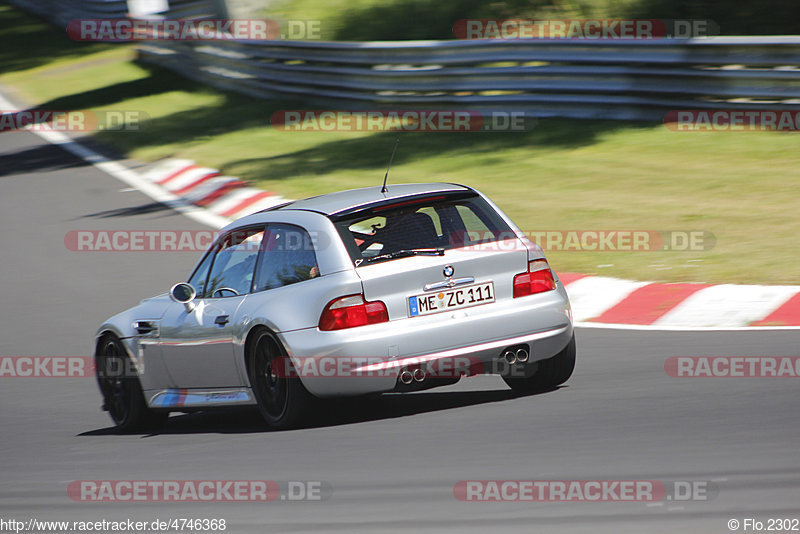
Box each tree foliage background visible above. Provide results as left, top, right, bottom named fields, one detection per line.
left=304, top=0, right=800, bottom=40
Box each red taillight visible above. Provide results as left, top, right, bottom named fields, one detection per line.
left=319, top=294, right=389, bottom=331
left=513, top=260, right=557, bottom=298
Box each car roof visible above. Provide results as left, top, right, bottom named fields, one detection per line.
left=268, top=183, right=472, bottom=217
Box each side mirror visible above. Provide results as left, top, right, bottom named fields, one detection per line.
left=169, top=282, right=197, bottom=313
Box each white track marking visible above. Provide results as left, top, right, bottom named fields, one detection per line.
left=653, top=284, right=800, bottom=327
left=181, top=176, right=243, bottom=203
left=205, top=187, right=262, bottom=213
left=574, top=321, right=800, bottom=331
left=0, top=93, right=230, bottom=230
left=160, top=166, right=219, bottom=192
left=142, top=158, right=195, bottom=181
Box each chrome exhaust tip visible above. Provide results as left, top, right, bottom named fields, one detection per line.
left=412, top=367, right=426, bottom=382
left=516, top=348, right=529, bottom=363
left=399, top=370, right=414, bottom=385
left=503, top=350, right=517, bottom=365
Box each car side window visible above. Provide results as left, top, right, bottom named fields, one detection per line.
left=204, top=227, right=265, bottom=298
left=253, top=224, right=319, bottom=293
left=187, top=249, right=215, bottom=298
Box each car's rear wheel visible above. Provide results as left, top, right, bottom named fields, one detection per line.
left=503, top=334, right=576, bottom=394
left=96, top=334, right=168, bottom=433
left=248, top=329, right=314, bottom=430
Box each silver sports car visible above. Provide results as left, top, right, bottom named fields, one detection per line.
left=95, top=183, right=575, bottom=431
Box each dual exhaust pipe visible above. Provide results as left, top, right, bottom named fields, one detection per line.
left=398, top=346, right=529, bottom=385
left=399, top=367, right=426, bottom=385
left=503, top=348, right=529, bottom=365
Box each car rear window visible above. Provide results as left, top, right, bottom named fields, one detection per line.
left=332, top=192, right=514, bottom=265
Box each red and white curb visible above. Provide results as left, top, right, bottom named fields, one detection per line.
left=142, top=159, right=287, bottom=222
left=560, top=273, right=800, bottom=328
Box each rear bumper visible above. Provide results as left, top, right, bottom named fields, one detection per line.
left=278, top=284, right=573, bottom=397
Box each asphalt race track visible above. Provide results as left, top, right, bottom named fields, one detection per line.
left=1, top=129, right=799, bottom=533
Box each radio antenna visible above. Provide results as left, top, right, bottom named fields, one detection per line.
left=381, top=137, right=400, bottom=194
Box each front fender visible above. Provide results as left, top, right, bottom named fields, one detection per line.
left=94, top=294, right=173, bottom=391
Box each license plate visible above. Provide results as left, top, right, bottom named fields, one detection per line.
left=408, top=282, right=495, bottom=317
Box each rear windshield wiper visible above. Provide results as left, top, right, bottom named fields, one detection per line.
left=359, top=248, right=445, bottom=265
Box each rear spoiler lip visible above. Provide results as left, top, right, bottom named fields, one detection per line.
left=328, top=189, right=478, bottom=221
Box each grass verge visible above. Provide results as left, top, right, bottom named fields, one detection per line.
left=2, top=4, right=799, bottom=284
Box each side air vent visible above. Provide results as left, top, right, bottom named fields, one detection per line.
left=134, top=320, right=159, bottom=336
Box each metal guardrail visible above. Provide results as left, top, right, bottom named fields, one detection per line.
left=7, top=0, right=800, bottom=120
left=138, top=37, right=800, bottom=120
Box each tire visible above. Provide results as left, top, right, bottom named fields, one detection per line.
left=96, top=334, right=168, bottom=433
left=248, top=329, right=314, bottom=430
left=503, top=334, right=576, bottom=394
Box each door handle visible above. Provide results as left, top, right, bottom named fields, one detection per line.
left=214, top=315, right=230, bottom=326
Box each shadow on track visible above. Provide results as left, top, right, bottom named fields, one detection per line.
left=78, top=201, right=176, bottom=219
left=79, top=386, right=564, bottom=437
left=0, top=144, right=88, bottom=177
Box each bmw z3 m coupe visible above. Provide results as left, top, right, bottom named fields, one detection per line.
left=94, top=183, right=575, bottom=431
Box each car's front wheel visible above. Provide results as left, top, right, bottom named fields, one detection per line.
left=503, top=334, right=576, bottom=394
left=96, top=333, right=168, bottom=433
left=248, top=329, right=314, bottom=430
